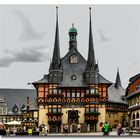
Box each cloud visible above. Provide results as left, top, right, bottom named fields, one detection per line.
left=13, top=10, right=46, bottom=41
left=96, top=28, right=111, bottom=42
left=0, top=46, right=49, bottom=67
left=0, top=57, right=15, bottom=67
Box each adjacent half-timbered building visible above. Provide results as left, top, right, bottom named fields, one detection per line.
left=32, top=7, right=128, bottom=133
left=126, top=73, right=140, bottom=131
left=107, top=69, right=128, bottom=128
left=0, top=89, right=38, bottom=128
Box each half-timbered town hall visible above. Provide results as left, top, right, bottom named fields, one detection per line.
left=32, top=7, right=128, bottom=133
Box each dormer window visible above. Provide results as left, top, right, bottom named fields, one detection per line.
left=49, top=89, right=52, bottom=94
left=70, top=55, right=78, bottom=64
left=71, top=75, right=77, bottom=80
left=90, top=88, right=95, bottom=94
left=86, top=90, right=89, bottom=94
left=90, top=88, right=98, bottom=94
left=53, top=89, right=57, bottom=94
left=135, top=83, right=140, bottom=91
left=121, top=96, right=125, bottom=101
left=12, top=104, right=18, bottom=114
left=0, top=97, right=4, bottom=103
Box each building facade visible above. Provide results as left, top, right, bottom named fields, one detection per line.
left=126, top=73, right=140, bottom=130
left=32, top=7, right=128, bottom=133
left=106, top=69, right=128, bottom=128
left=0, top=89, right=38, bottom=128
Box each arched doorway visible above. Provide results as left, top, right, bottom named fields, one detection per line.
left=68, top=110, right=79, bottom=123
left=68, top=110, right=79, bottom=133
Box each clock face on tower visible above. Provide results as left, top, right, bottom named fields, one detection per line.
left=70, top=55, right=78, bottom=64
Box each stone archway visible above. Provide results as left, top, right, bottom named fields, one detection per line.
left=68, top=110, right=79, bottom=133
left=68, top=110, right=79, bottom=123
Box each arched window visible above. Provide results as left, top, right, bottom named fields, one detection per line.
left=70, top=55, right=78, bottom=64
left=136, top=112, right=139, bottom=119
left=136, top=112, right=139, bottom=127
left=133, top=113, right=135, bottom=119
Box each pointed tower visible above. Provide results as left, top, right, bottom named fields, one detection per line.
left=12, top=104, right=18, bottom=114
left=48, top=7, right=63, bottom=83
left=114, top=68, right=122, bottom=88
left=50, top=6, right=60, bottom=70
left=84, top=7, right=98, bottom=84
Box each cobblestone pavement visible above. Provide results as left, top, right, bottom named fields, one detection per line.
left=47, top=131, right=131, bottom=136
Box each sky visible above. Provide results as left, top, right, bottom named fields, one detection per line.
left=0, top=5, right=140, bottom=89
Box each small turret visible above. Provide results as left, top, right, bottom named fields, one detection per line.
left=114, top=68, right=122, bottom=88
left=69, top=23, right=78, bottom=50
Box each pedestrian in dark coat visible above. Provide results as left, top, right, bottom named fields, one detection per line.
left=117, top=123, right=124, bottom=136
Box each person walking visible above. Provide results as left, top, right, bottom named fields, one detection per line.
left=6, top=128, right=10, bottom=136
left=102, top=122, right=110, bottom=136
left=42, top=126, right=45, bottom=136
left=77, top=124, right=81, bottom=133
left=27, top=128, right=33, bottom=136
left=117, top=123, right=124, bottom=136
left=63, top=124, right=69, bottom=134
left=44, top=125, right=48, bottom=136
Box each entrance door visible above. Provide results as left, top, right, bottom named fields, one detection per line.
left=50, top=125, right=60, bottom=133
left=72, top=124, right=77, bottom=133
left=90, top=123, right=97, bottom=132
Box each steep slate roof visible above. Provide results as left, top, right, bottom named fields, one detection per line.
left=108, top=84, right=127, bottom=104
left=33, top=75, right=48, bottom=84
left=129, top=73, right=140, bottom=83
left=33, top=8, right=112, bottom=87
left=125, top=73, right=140, bottom=97
left=0, top=89, right=37, bottom=114
left=126, top=73, right=140, bottom=91
left=108, top=70, right=127, bottom=104
left=60, top=47, right=88, bottom=87
left=126, top=88, right=140, bottom=99
left=98, top=74, right=112, bottom=84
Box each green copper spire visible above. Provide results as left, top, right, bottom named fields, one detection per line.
left=69, top=23, right=77, bottom=33
left=69, top=23, right=78, bottom=50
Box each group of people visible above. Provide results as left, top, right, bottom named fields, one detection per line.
left=39, top=125, right=48, bottom=136
left=0, top=121, right=125, bottom=136
left=101, top=122, right=124, bottom=136
left=0, top=125, right=6, bottom=136
left=63, top=123, right=81, bottom=133
left=26, top=125, right=48, bottom=136
left=0, top=124, right=48, bottom=136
